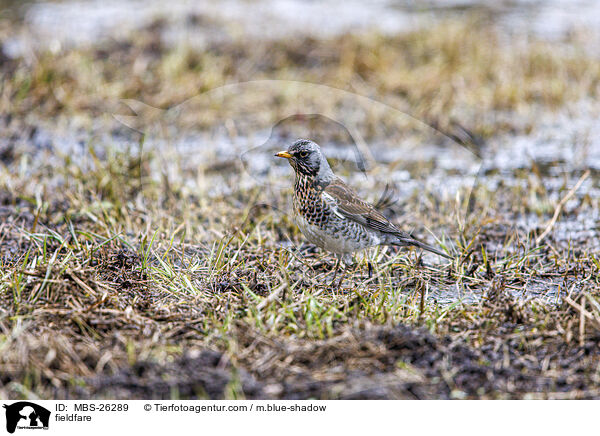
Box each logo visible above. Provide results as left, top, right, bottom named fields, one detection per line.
left=2, top=402, right=50, bottom=434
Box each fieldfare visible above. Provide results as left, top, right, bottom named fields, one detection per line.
left=275, top=139, right=452, bottom=271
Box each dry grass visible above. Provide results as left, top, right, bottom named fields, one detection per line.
left=2, top=18, right=599, bottom=135
left=1, top=131, right=599, bottom=399
left=1, top=11, right=600, bottom=399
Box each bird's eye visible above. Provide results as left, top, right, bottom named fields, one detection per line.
left=298, top=151, right=309, bottom=158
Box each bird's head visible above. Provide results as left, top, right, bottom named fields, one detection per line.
left=275, top=139, right=333, bottom=181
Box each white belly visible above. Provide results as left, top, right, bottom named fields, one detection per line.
left=295, top=214, right=379, bottom=255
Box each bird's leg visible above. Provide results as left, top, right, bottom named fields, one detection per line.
left=335, top=264, right=347, bottom=290
left=333, top=254, right=353, bottom=290
left=329, top=256, right=341, bottom=287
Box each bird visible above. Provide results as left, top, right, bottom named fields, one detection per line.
left=275, top=139, right=452, bottom=278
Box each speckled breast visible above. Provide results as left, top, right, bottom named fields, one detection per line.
left=292, top=175, right=378, bottom=254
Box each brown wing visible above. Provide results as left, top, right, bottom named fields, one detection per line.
left=323, top=178, right=405, bottom=235
left=323, top=178, right=453, bottom=259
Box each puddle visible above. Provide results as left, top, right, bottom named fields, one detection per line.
left=4, top=0, right=600, bottom=58
left=483, top=99, right=600, bottom=173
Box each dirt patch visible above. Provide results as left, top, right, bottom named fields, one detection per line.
left=58, top=304, right=600, bottom=400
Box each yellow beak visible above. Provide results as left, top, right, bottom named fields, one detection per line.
left=275, top=151, right=293, bottom=159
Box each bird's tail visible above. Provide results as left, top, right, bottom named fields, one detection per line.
left=392, top=234, right=453, bottom=260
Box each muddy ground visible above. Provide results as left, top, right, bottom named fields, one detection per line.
left=1, top=0, right=599, bottom=399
